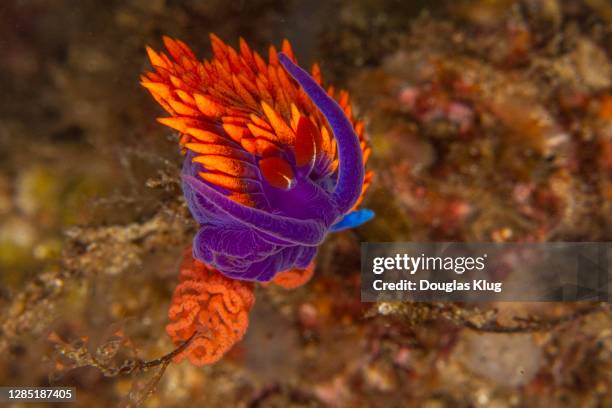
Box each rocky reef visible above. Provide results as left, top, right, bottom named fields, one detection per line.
left=0, top=1, right=610, bottom=407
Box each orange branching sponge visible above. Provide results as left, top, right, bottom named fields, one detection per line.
left=271, top=262, right=316, bottom=289
left=166, top=250, right=255, bottom=366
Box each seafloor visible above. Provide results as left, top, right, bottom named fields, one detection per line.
left=0, top=0, right=610, bottom=407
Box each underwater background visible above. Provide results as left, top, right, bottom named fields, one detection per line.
left=0, top=0, right=610, bottom=407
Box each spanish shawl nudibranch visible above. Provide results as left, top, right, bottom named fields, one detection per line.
left=142, top=35, right=374, bottom=283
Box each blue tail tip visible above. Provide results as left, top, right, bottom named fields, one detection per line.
left=330, top=209, right=375, bottom=232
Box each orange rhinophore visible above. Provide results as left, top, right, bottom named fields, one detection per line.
left=271, top=262, right=316, bottom=289
left=166, top=250, right=255, bottom=366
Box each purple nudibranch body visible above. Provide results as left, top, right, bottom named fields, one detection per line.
left=178, top=51, right=373, bottom=282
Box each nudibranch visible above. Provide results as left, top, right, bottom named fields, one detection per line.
left=142, top=35, right=373, bottom=282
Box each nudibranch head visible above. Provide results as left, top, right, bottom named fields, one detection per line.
left=142, top=35, right=373, bottom=282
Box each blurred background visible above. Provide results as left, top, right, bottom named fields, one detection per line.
left=0, top=0, right=610, bottom=407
